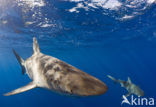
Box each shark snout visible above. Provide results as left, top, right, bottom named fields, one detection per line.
left=67, top=74, right=108, bottom=96
left=138, top=90, right=144, bottom=96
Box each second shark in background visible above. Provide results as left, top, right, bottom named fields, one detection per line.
left=107, top=75, right=144, bottom=97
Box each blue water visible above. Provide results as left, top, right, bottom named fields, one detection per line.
left=0, top=0, right=156, bottom=107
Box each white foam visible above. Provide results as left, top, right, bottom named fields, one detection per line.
left=121, top=15, right=134, bottom=20
left=68, top=3, right=88, bottom=13
left=17, top=0, right=45, bottom=8
left=91, top=0, right=122, bottom=10
left=87, top=3, right=98, bottom=8
left=36, top=17, right=56, bottom=28
left=147, top=0, right=156, bottom=4
left=67, top=0, right=122, bottom=13
left=101, top=0, right=122, bottom=10
left=1, top=20, right=8, bottom=24
left=68, top=0, right=84, bottom=2
left=40, top=24, right=54, bottom=28
left=25, top=21, right=34, bottom=25
left=69, top=7, right=79, bottom=13
left=66, top=0, right=156, bottom=20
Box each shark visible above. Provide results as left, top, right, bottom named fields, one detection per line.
left=4, top=37, right=108, bottom=96
left=107, top=75, right=144, bottom=97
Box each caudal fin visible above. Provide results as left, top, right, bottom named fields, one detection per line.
left=12, top=49, right=25, bottom=74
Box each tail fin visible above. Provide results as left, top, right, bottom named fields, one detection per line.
left=107, top=75, right=119, bottom=83
left=33, top=37, right=40, bottom=54
left=13, top=49, right=25, bottom=74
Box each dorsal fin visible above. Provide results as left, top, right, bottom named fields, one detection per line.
left=127, top=77, right=132, bottom=83
left=33, top=37, right=40, bottom=54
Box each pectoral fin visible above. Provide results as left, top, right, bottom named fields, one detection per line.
left=4, top=82, right=36, bottom=96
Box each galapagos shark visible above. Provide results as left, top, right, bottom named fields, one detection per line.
left=4, top=37, right=108, bottom=96
left=107, top=75, right=144, bottom=97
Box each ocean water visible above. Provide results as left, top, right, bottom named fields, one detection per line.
left=0, top=0, right=156, bottom=107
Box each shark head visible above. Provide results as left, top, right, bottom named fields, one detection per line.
left=134, top=86, right=144, bottom=97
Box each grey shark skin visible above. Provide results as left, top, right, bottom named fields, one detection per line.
left=4, top=37, right=108, bottom=96
left=107, top=75, right=144, bottom=97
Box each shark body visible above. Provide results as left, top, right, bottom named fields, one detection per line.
left=4, top=37, right=108, bottom=96
left=107, top=75, right=144, bottom=97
